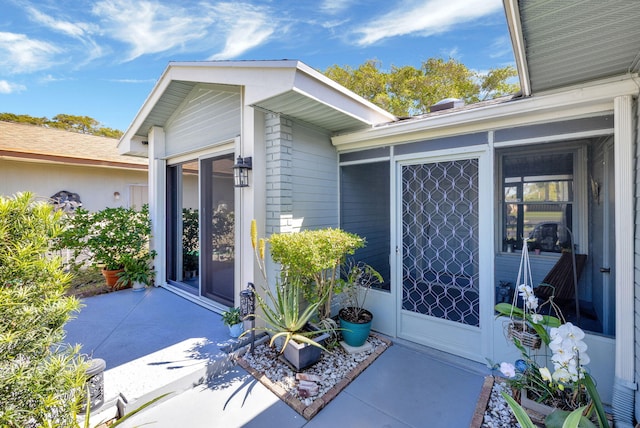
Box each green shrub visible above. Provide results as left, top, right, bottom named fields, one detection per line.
left=269, top=228, right=364, bottom=320
left=57, top=204, right=152, bottom=271
left=0, top=192, right=87, bottom=427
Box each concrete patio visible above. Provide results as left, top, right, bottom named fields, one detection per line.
left=64, top=286, right=492, bottom=427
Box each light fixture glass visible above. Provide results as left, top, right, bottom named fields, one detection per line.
left=233, top=156, right=252, bottom=188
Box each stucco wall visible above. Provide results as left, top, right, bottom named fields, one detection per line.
left=0, top=159, right=148, bottom=211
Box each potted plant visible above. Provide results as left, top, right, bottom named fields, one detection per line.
left=338, top=260, right=383, bottom=347
left=493, top=241, right=608, bottom=427
left=222, top=307, right=243, bottom=338
left=116, top=253, right=155, bottom=291
left=268, top=227, right=365, bottom=322
left=243, top=220, right=333, bottom=370
left=56, top=205, right=153, bottom=288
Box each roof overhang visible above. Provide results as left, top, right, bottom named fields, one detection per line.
left=332, top=74, right=639, bottom=151
left=504, top=0, right=640, bottom=95
left=119, top=60, right=396, bottom=156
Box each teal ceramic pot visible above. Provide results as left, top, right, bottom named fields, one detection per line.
left=339, top=308, right=373, bottom=347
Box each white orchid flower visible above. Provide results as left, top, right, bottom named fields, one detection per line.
left=499, top=362, right=516, bottom=378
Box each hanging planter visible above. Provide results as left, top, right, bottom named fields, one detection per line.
left=507, top=322, right=542, bottom=349
left=502, top=238, right=543, bottom=349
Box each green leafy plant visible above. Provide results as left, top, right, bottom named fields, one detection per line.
left=338, top=259, right=383, bottom=323
left=116, top=253, right=156, bottom=288
left=0, top=192, right=87, bottom=427
left=182, top=208, right=199, bottom=272
left=269, top=228, right=365, bottom=320
left=221, top=307, right=242, bottom=327
left=57, top=204, right=153, bottom=271
left=242, top=220, right=333, bottom=353
left=252, top=277, right=332, bottom=353
left=495, top=288, right=608, bottom=427
left=501, top=392, right=595, bottom=428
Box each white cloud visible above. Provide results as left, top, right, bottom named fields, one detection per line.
left=441, top=46, right=461, bottom=60
left=320, top=0, right=353, bottom=14
left=206, top=3, right=276, bottom=60
left=26, top=6, right=97, bottom=39
left=353, top=0, right=503, bottom=46
left=92, top=0, right=212, bottom=62
left=489, top=35, right=513, bottom=59
left=0, top=32, right=60, bottom=74
left=0, top=80, right=26, bottom=94
left=26, top=6, right=104, bottom=64
left=109, top=78, right=157, bottom=84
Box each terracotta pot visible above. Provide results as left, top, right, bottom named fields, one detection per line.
left=101, top=268, right=124, bottom=289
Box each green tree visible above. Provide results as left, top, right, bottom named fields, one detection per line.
left=50, top=114, right=99, bottom=134
left=324, top=57, right=519, bottom=117
left=0, top=112, right=124, bottom=138
left=0, top=192, right=87, bottom=427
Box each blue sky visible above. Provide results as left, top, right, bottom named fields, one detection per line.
left=1, top=0, right=514, bottom=132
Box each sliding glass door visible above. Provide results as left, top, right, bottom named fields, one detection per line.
left=166, top=154, right=235, bottom=306
left=200, top=155, right=235, bottom=306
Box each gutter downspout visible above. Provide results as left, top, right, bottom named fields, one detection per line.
left=503, top=0, right=531, bottom=97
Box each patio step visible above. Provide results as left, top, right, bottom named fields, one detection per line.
left=83, top=335, right=265, bottom=426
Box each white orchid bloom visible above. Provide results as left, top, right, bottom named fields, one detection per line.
left=499, top=362, right=516, bottom=378
left=518, top=284, right=534, bottom=299
left=530, top=314, right=543, bottom=324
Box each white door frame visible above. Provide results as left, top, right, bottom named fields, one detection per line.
left=394, top=147, right=493, bottom=362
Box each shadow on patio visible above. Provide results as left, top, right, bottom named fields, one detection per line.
left=65, top=286, right=491, bottom=427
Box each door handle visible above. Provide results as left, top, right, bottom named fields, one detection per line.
left=599, top=267, right=611, bottom=273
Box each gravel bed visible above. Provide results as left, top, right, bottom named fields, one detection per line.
left=481, top=379, right=519, bottom=428
left=240, top=336, right=387, bottom=407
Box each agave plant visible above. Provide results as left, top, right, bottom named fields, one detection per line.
left=244, top=219, right=333, bottom=354
left=252, top=276, right=331, bottom=353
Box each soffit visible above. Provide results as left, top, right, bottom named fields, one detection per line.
left=128, top=61, right=395, bottom=141
left=253, top=91, right=374, bottom=133
left=132, top=80, right=197, bottom=138
left=520, top=0, right=640, bottom=93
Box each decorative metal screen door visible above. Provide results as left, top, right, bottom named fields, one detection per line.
left=398, top=158, right=482, bottom=357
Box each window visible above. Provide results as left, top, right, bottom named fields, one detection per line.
left=502, top=152, right=574, bottom=253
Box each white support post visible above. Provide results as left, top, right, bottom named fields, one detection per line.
left=148, top=126, right=166, bottom=286
left=613, top=95, right=637, bottom=428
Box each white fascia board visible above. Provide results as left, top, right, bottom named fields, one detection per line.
left=117, top=137, right=148, bottom=157
left=332, top=75, right=640, bottom=150
left=503, top=0, right=531, bottom=96
left=119, top=61, right=300, bottom=147
left=118, top=64, right=177, bottom=151
left=294, top=63, right=397, bottom=124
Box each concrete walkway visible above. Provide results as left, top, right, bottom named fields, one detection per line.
left=64, top=287, right=491, bottom=427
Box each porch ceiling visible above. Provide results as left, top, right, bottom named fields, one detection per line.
left=252, top=90, right=375, bottom=133
left=514, top=0, right=640, bottom=94
left=132, top=80, right=197, bottom=139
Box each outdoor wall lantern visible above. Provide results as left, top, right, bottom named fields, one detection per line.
left=233, top=156, right=252, bottom=188
left=240, top=282, right=256, bottom=353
